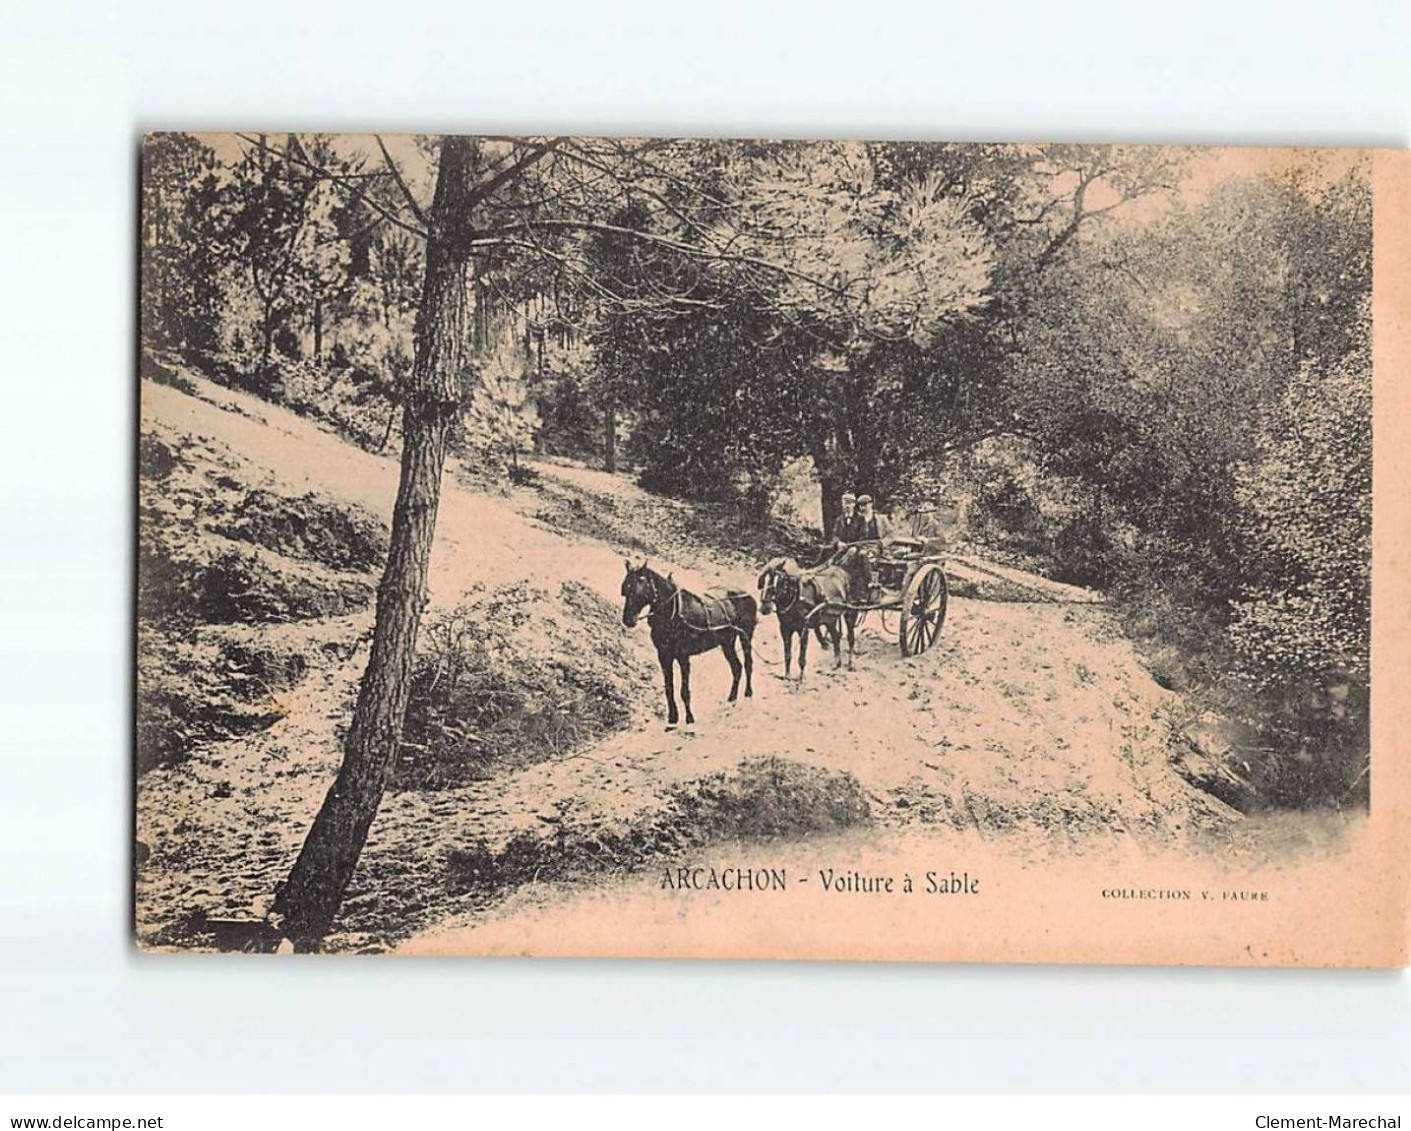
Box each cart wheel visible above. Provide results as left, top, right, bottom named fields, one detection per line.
left=898, top=563, right=948, bottom=657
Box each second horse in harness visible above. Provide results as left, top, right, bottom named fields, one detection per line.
left=757, top=546, right=871, bottom=680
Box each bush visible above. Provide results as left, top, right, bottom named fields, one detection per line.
left=267, top=357, right=403, bottom=453
left=212, top=488, right=388, bottom=572
left=136, top=631, right=306, bottom=772
left=138, top=434, right=180, bottom=481
left=395, top=581, right=639, bottom=790
left=958, top=438, right=1127, bottom=585
left=1228, top=338, right=1371, bottom=687
left=533, top=371, right=602, bottom=462
left=1222, top=323, right=1371, bottom=806
left=141, top=538, right=375, bottom=626
left=139, top=352, right=199, bottom=396
left=666, top=758, right=872, bottom=841
left=1049, top=515, right=1119, bottom=589
left=195, top=548, right=375, bottom=624
left=443, top=758, right=872, bottom=896
left=459, top=338, right=541, bottom=477
left=137, top=536, right=205, bottom=626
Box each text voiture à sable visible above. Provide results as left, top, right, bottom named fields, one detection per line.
left=659, top=867, right=980, bottom=894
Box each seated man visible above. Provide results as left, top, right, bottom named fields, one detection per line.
left=851, top=495, right=893, bottom=601
left=854, top=494, right=892, bottom=541
left=898, top=503, right=954, bottom=554
left=830, top=491, right=861, bottom=543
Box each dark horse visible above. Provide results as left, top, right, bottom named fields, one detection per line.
left=757, top=546, right=871, bottom=680
left=621, top=561, right=757, bottom=728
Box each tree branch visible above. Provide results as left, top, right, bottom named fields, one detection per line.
left=375, top=134, right=429, bottom=228
left=465, top=138, right=564, bottom=211
left=233, top=133, right=429, bottom=242
left=474, top=218, right=853, bottom=301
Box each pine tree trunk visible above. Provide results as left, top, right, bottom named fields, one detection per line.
left=260, top=307, right=275, bottom=374
left=820, top=477, right=838, bottom=541
left=376, top=397, right=398, bottom=454
left=812, top=433, right=840, bottom=539
left=271, top=137, right=475, bottom=945
left=604, top=396, right=617, bottom=474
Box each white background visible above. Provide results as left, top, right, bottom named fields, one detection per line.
left=1, top=0, right=1409, bottom=1094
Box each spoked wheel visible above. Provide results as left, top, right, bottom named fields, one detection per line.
left=898, top=563, right=948, bottom=657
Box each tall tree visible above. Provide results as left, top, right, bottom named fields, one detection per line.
left=600, top=142, right=1187, bottom=532
left=271, top=137, right=477, bottom=942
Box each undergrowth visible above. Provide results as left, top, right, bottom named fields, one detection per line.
left=394, top=580, right=640, bottom=790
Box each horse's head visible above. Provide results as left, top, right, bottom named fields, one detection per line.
left=620, top=559, right=657, bottom=628
left=757, top=557, right=799, bottom=616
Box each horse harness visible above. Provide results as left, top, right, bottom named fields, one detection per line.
left=765, top=566, right=832, bottom=625
left=656, top=581, right=748, bottom=637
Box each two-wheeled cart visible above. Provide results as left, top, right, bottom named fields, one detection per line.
left=827, top=535, right=949, bottom=657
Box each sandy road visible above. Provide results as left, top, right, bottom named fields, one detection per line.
left=137, top=373, right=1240, bottom=951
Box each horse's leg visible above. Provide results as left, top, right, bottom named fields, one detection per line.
left=742, top=628, right=754, bottom=698
left=828, top=616, right=842, bottom=669
left=845, top=612, right=857, bottom=670
left=660, top=652, right=678, bottom=727
left=780, top=624, right=793, bottom=679
left=679, top=655, right=695, bottom=725
left=797, top=625, right=809, bottom=682
left=720, top=637, right=742, bottom=703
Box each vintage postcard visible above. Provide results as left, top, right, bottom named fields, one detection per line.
left=135, top=134, right=1410, bottom=963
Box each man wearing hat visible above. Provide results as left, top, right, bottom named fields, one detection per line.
left=830, top=491, right=863, bottom=543
left=854, top=494, right=892, bottom=541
